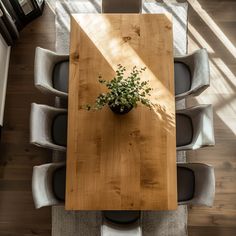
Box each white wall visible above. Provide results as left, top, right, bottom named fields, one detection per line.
left=0, top=33, right=11, bottom=126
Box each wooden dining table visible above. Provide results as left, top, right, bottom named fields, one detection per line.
left=66, top=13, right=177, bottom=210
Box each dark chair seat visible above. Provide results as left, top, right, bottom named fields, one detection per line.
left=53, top=60, right=69, bottom=93
left=104, top=211, right=140, bottom=224
left=174, top=62, right=191, bottom=95
left=176, top=114, right=193, bottom=147
left=53, top=166, right=66, bottom=201
left=52, top=113, right=68, bottom=146
left=177, top=167, right=195, bottom=202
left=102, top=0, right=142, bottom=13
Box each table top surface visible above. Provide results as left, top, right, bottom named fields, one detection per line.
left=66, top=13, right=177, bottom=210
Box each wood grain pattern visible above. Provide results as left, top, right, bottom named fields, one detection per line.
left=66, top=14, right=176, bottom=210
left=0, top=4, right=54, bottom=236
left=183, top=0, right=236, bottom=235
left=189, top=226, right=236, bottom=236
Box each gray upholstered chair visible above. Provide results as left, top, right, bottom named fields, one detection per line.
left=32, top=162, right=66, bottom=209
left=176, top=104, right=215, bottom=151
left=30, top=103, right=67, bottom=152
left=102, top=0, right=142, bottom=13
left=174, top=48, right=210, bottom=100
left=177, top=163, right=215, bottom=206
left=34, top=47, right=69, bottom=98
left=101, top=211, right=141, bottom=236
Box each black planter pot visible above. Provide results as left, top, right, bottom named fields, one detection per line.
left=109, top=104, right=133, bottom=115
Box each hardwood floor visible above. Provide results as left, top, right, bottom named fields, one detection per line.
left=184, top=0, right=236, bottom=235
left=0, top=5, right=55, bottom=236
left=0, top=0, right=235, bottom=235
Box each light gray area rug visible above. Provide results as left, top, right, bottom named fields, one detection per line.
left=51, top=0, right=188, bottom=235
left=52, top=208, right=102, bottom=236
left=54, top=0, right=188, bottom=55
left=142, top=207, right=188, bottom=236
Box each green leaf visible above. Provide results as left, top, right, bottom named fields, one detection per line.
left=82, top=64, right=152, bottom=111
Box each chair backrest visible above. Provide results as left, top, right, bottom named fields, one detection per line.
left=32, top=162, right=66, bottom=209
left=176, top=104, right=215, bottom=150
left=177, top=163, right=215, bottom=206
left=189, top=49, right=210, bottom=93
left=102, top=0, right=142, bottom=13
left=101, top=222, right=141, bottom=236
left=174, top=48, right=210, bottom=100
left=30, top=103, right=67, bottom=151
left=101, top=211, right=141, bottom=236
left=34, top=47, right=69, bottom=98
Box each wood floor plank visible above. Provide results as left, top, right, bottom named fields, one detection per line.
left=185, top=0, right=236, bottom=234
left=188, top=226, right=236, bottom=236
left=0, top=3, right=55, bottom=235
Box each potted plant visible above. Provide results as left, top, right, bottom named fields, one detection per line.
left=84, top=64, right=152, bottom=115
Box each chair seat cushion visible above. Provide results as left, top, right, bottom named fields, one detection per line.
left=104, top=211, right=140, bottom=224
left=177, top=167, right=195, bottom=202
left=102, top=0, right=142, bottom=13
left=52, top=114, right=68, bottom=146
left=174, top=62, right=191, bottom=95
left=53, top=60, right=69, bottom=93
left=176, top=114, right=193, bottom=147
left=53, top=166, right=66, bottom=201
